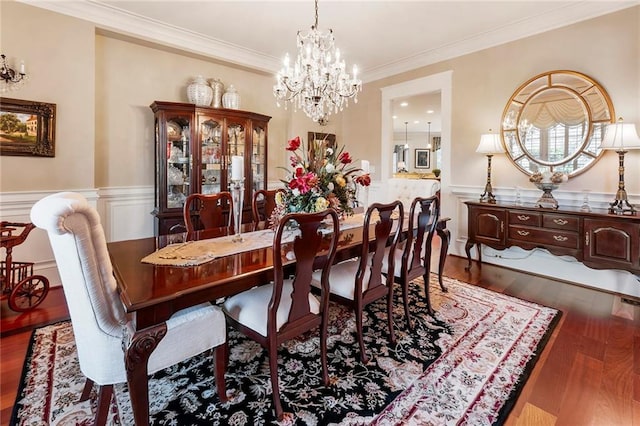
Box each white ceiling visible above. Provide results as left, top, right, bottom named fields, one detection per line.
left=22, top=0, right=638, bottom=131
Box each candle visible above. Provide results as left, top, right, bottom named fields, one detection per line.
left=19, top=61, right=25, bottom=75
left=361, top=160, right=370, bottom=174
left=231, top=155, right=244, bottom=181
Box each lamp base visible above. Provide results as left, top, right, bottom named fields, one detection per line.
left=609, top=197, right=637, bottom=216
left=479, top=191, right=496, bottom=203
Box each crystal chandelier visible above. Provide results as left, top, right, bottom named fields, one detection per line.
left=273, top=0, right=362, bottom=122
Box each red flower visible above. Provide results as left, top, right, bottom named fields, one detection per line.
left=286, top=136, right=301, bottom=151
left=339, top=151, right=352, bottom=164
left=355, top=174, right=371, bottom=186
left=289, top=172, right=318, bottom=194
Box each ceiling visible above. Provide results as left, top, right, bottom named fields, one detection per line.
left=23, top=0, right=637, bottom=131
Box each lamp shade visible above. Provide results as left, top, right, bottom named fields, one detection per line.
left=601, top=122, right=640, bottom=150
left=476, top=133, right=504, bottom=154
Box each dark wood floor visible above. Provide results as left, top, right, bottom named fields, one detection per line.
left=2, top=255, right=639, bottom=425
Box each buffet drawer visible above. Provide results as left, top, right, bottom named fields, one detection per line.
left=543, top=214, right=580, bottom=231
left=509, top=211, right=542, bottom=227
left=508, top=226, right=579, bottom=249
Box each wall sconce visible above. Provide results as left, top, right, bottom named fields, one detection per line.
left=1, top=54, right=28, bottom=93
left=476, top=130, right=504, bottom=203
left=600, top=118, right=640, bottom=215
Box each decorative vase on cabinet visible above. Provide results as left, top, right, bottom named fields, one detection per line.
left=210, top=78, right=224, bottom=108
left=150, top=101, right=271, bottom=235
left=187, top=75, right=213, bottom=106
left=222, top=84, right=240, bottom=109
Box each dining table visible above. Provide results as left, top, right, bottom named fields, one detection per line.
left=107, top=213, right=449, bottom=425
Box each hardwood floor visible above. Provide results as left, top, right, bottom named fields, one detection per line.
left=1, top=256, right=639, bottom=425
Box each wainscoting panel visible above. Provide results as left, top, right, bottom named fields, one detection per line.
left=97, top=186, right=155, bottom=242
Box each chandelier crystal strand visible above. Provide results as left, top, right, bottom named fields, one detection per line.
left=273, top=0, right=362, bottom=122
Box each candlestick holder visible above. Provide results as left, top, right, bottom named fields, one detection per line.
left=230, top=178, right=245, bottom=242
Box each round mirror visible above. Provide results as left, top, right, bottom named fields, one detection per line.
left=501, top=70, right=614, bottom=177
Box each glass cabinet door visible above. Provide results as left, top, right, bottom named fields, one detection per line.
left=199, top=116, right=223, bottom=195
left=165, top=114, right=191, bottom=210
left=252, top=125, right=267, bottom=194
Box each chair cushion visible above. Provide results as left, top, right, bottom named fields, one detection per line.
left=223, top=280, right=320, bottom=337
left=149, top=302, right=227, bottom=376
left=312, top=255, right=383, bottom=300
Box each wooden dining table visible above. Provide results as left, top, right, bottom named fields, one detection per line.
left=107, top=217, right=449, bottom=426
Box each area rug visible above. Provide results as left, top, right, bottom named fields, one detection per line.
left=11, top=276, right=560, bottom=425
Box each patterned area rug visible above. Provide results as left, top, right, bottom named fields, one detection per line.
left=12, top=276, right=560, bottom=425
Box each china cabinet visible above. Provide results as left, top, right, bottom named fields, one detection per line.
left=151, top=101, right=270, bottom=235
left=464, top=201, right=640, bottom=274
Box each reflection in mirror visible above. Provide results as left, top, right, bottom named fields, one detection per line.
left=501, top=70, right=614, bottom=177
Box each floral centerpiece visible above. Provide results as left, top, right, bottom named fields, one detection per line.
left=270, top=135, right=371, bottom=227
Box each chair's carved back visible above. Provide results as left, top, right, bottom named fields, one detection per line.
left=403, top=195, right=440, bottom=278
left=252, top=189, right=284, bottom=231
left=184, top=192, right=234, bottom=233
left=271, top=209, right=339, bottom=336
left=358, top=201, right=404, bottom=295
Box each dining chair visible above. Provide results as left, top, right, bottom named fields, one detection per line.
left=313, top=201, right=404, bottom=364
left=30, top=192, right=228, bottom=426
left=251, top=188, right=284, bottom=231
left=382, top=195, right=442, bottom=330
left=222, top=209, right=340, bottom=420
left=183, top=191, right=234, bottom=233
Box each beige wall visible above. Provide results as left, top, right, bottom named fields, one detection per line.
left=1, top=2, right=638, bottom=199
left=94, top=34, right=290, bottom=187
left=341, top=6, right=640, bottom=196
left=1, top=1, right=95, bottom=191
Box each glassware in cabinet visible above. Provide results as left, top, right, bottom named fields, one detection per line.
left=165, top=115, right=191, bottom=210
left=199, top=116, right=223, bottom=195
left=252, top=125, right=267, bottom=192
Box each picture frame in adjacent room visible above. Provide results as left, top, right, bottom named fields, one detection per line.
left=415, top=148, right=430, bottom=169
left=0, top=97, right=56, bottom=157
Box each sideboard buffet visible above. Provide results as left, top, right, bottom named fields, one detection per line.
left=151, top=101, right=271, bottom=235
left=465, top=201, right=640, bottom=275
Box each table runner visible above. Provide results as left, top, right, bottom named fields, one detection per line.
left=142, top=213, right=366, bottom=267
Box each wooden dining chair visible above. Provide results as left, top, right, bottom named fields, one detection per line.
left=222, top=209, right=340, bottom=420
left=251, top=188, right=284, bottom=231
left=30, top=192, right=228, bottom=426
left=382, top=195, right=442, bottom=330
left=183, top=192, right=234, bottom=233
left=313, top=201, right=404, bottom=364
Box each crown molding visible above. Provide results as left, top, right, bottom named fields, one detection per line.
left=19, top=0, right=281, bottom=74
left=19, top=0, right=639, bottom=82
left=362, top=1, right=639, bottom=83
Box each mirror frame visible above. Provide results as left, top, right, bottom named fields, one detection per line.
left=500, top=70, right=615, bottom=177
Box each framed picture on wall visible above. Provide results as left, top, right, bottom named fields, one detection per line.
left=415, top=148, right=430, bottom=169
left=307, top=131, right=335, bottom=169
left=0, top=97, right=56, bottom=157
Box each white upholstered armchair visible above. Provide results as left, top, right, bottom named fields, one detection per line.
left=30, top=192, right=228, bottom=426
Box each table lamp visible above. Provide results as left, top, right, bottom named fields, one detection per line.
left=600, top=119, right=640, bottom=215
left=476, top=131, right=504, bottom=203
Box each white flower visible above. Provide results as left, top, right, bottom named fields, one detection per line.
left=326, top=147, right=334, bottom=155
left=327, top=182, right=334, bottom=191
left=292, top=188, right=300, bottom=197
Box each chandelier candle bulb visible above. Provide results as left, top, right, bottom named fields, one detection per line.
left=231, top=156, right=244, bottom=181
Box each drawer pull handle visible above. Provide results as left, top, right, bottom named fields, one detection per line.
left=553, top=235, right=568, bottom=242
left=517, top=215, right=530, bottom=221
left=553, top=218, right=569, bottom=226
left=517, top=230, right=530, bottom=236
